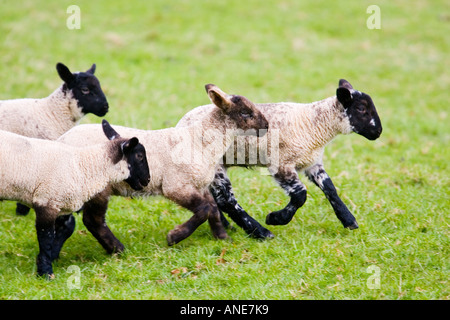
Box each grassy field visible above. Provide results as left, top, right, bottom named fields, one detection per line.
left=0, top=0, right=448, bottom=300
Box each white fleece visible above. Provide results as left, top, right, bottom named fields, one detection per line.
left=0, top=85, right=84, bottom=140
left=58, top=105, right=246, bottom=200
left=177, top=96, right=353, bottom=171
left=0, top=129, right=129, bottom=214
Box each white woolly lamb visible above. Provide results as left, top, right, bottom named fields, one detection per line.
left=57, top=84, right=269, bottom=251
left=0, top=120, right=150, bottom=278
left=176, top=79, right=383, bottom=238
left=0, top=62, right=108, bottom=139
left=0, top=62, right=109, bottom=215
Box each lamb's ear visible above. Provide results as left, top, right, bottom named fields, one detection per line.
left=102, top=119, right=121, bottom=140
left=339, top=79, right=353, bottom=90
left=205, top=84, right=233, bottom=113
left=86, top=63, right=96, bottom=74
left=121, top=138, right=139, bottom=155
left=336, top=79, right=353, bottom=107
left=56, top=63, right=75, bottom=84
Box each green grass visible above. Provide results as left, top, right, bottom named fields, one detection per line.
left=0, top=0, right=448, bottom=299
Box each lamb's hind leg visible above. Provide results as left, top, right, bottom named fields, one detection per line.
left=266, top=166, right=307, bottom=225
left=305, top=164, right=358, bottom=229
left=51, top=214, right=76, bottom=260
left=210, top=166, right=274, bottom=239
left=167, top=190, right=228, bottom=246
left=82, top=187, right=125, bottom=254
left=34, top=205, right=58, bottom=278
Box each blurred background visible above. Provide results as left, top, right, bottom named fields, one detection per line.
left=1, top=1, right=448, bottom=130
left=0, top=0, right=448, bottom=299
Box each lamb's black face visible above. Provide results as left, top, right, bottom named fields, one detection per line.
left=229, top=95, right=269, bottom=135
left=71, top=72, right=109, bottom=117
left=56, top=63, right=109, bottom=117
left=102, top=120, right=150, bottom=191
left=205, top=84, right=269, bottom=137
left=122, top=141, right=150, bottom=191
left=336, top=79, right=382, bottom=140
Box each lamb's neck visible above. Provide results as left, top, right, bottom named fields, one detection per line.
left=76, top=144, right=127, bottom=199
left=291, top=96, right=352, bottom=149
left=42, top=86, right=84, bottom=136
left=194, top=109, right=238, bottom=164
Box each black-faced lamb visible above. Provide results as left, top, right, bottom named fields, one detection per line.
left=176, top=79, right=382, bottom=238
left=0, top=120, right=150, bottom=278
left=57, top=84, right=269, bottom=251
left=0, top=62, right=108, bottom=139
left=0, top=62, right=109, bottom=215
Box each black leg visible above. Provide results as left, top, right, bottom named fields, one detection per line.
left=16, top=203, right=31, bottom=216
left=218, top=210, right=233, bottom=230
left=166, top=189, right=228, bottom=246
left=82, top=188, right=125, bottom=254
left=34, top=206, right=57, bottom=279
left=51, top=214, right=76, bottom=260
left=305, top=164, right=358, bottom=229
left=210, top=166, right=274, bottom=239
left=265, top=166, right=307, bottom=225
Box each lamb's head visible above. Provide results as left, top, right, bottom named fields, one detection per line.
left=56, top=62, right=109, bottom=117
left=336, top=79, right=382, bottom=140
left=205, top=84, right=269, bottom=136
left=102, top=120, right=150, bottom=191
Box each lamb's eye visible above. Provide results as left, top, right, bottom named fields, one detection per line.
left=356, top=105, right=366, bottom=113
left=81, top=87, right=90, bottom=95
left=241, top=112, right=253, bottom=119
left=136, top=153, right=144, bottom=161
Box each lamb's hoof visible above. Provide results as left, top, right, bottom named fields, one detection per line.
left=167, top=228, right=184, bottom=246
left=37, top=273, right=55, bottom=280
left=217, top=234, right=233, bottom=243
left=167, top=231, right=177, bottom=246
left=265, top=210, right=293, bottom=226
left=250, top=227, right=275, bottom=240
left=344, top=220, right=359, bottom=230
left=108, top=243, right=125, bottom=255
left=213, top=231, right=230, bottom=241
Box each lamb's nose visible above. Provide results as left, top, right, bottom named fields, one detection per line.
left=375, top=124, right=382, bottom=137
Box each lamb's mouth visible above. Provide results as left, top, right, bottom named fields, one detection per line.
left=139, top=179, right=150, bottom=189
left=135, top=181, right=147, bottom=190
left=95, top=105, right=109, bottom=117
left=132, top=177, right=151, bottom=190
left=125, top=178, right=146, bottom=191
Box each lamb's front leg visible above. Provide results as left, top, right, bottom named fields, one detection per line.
left=210, top=166, right=274, bottom=239
left=82, top=188, right=125, bottom=254
left=34, top=206, right=57, bottom=279
left=51, top=214, right=76, bottom=260
left=167, top=190, right=228, bottom=246
left=305, top=164, right=359, bottom=229
left=266, top=166, right=307, bottom=225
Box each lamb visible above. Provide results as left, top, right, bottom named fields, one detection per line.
left=176, top=79, right=383, bottom=238
left=0, top=120, right=150, bottom=278
left=0, top=62, right=109, bottom=215
left=0, top=62, right=109, bottom=139
left=57, top=84, right=269, bottom=252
